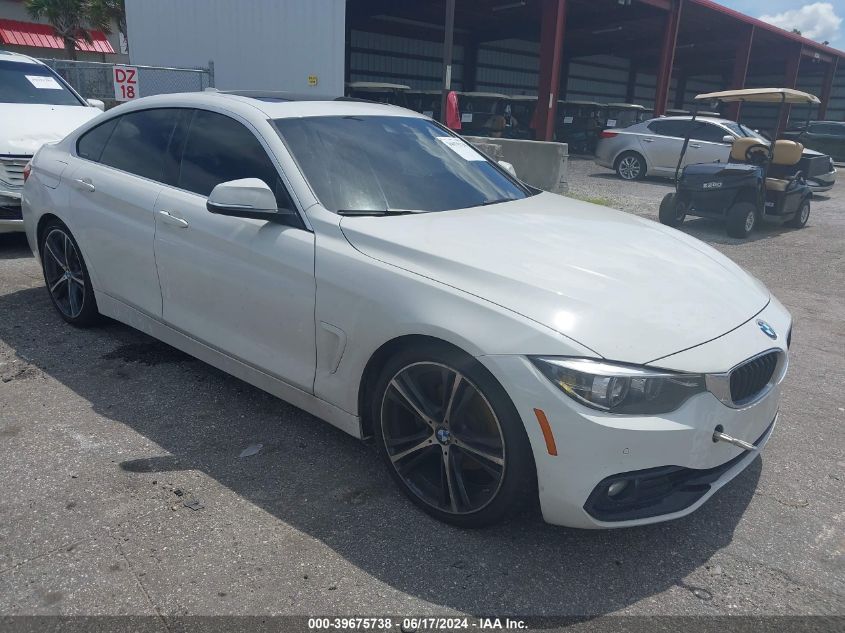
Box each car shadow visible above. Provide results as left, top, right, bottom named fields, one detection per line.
left=0, top=232, right=32, bottom=259
left=0, top=285, right=762, bottom=618
left=675, top=216, right=801, bottom=245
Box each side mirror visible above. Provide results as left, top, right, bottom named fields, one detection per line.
left=722, top=135, right=734, bottom=144
left=87, top=98, right=105, bottom=111
left=498, top=160, right=517, bottom=178
left=206, top=178, right=290, bottom=223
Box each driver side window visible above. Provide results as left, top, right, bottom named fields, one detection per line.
left=177, top=110, right=295, bottom=211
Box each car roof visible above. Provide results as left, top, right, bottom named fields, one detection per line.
left=648, top=115, right=733, bottom=125
left=102, top=90, right=427, bottom=120
left=0, top=50, right=43, bottom=65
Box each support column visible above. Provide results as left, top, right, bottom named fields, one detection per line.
left=463, top=37, right=479, bottom=93
left=726, top=25, right=754, bottom=121
left=625, top=60, right=638, bottom=103
left=818, top=58, right=838, bottom=120
left=673, top=71, right=688, bottom=109
left=439, top=0, right=456, bottom=125
left=532, top=0, right=567, bottom=141
left=777, top=46, right=801, bottom=136
left=653, top=0, right=683, bottom=116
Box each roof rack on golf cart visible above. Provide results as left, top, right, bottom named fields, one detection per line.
left=659, top=88, right=820, bottom=239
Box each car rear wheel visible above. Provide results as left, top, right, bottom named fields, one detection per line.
left=372, top=343, right=535, bottom=528
left=40, top=220, right=100, bottom=326
left=616, top=152, right=645, bottom=181
left=786, top=199, right=810, bottom=228
left=658, top=193, right=686, bottom=227
left=726, top=202, right=757, bottom=239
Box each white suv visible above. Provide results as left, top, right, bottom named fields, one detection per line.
left=1, top=51, right=103, bottom=233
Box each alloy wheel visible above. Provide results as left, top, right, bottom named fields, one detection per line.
left=380, top=362, right=506, bottom=515
left=43, top=228, right=86, bottom=319
left=618, top=156, right=641, bottom=180
left=800, top=203, right=810, bottom=224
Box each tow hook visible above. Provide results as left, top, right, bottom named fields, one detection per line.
left=712, top=425, right=757, bottom=452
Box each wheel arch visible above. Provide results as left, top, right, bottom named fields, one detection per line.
left=613, top=148, right=648, bottom=176
left=357, top=334, right=473, bottom=438
left=35, top=212, right=63, bottom=257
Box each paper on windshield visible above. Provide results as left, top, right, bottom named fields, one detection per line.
left=437, top=136, right=486, bottom=161
left=26, top=75, right=63, bottom=90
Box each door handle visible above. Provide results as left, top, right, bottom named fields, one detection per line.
left=73, top=177, right=95, bottom=192
left=689, top=143, right=701, bottom=148
left=642, top=137, right=654, bottom=143
left=158, top=210, right=189, bottom=228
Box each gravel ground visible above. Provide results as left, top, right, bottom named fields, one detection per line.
left=0, top=162, right=843, bottom=624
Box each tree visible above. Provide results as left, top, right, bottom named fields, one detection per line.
left=89, top=0, right=127, bottom=48
left=25, top=0, right=112, bottom=60
left=791, top=28, right=802, bottom=36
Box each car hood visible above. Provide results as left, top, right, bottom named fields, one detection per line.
left=339, top=192, right=770, bottom=364
left=0, top=104, right=99, bottom=155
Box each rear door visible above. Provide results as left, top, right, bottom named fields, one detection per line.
left=66, top=108, right=182, bottom=317
left=638, top=120, right=689, bottom=175
left=153, top=108, right=316, bottom=391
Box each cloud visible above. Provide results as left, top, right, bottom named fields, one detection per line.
left=760, top=2, right=842, bottom=43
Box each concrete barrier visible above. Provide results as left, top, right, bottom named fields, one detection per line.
left=465, top=136, right=569, bottom=194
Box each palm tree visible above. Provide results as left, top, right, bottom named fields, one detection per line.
left=25, top=0, right=112, bottom=60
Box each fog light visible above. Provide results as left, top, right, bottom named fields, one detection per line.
left=607, top=480, right=629, bottom=498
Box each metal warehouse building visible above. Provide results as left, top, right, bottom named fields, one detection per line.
left=126, top=0, right=845, bottom=139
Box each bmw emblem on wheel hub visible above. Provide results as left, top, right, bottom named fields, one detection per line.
left=435, top=427, right=452, bottom=445
left=757, top=320, right=777, bottom=339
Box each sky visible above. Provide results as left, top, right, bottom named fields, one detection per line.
left=711, top=1, right=845, bottom=50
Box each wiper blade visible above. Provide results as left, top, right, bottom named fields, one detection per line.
left=336, top=208, right=414, bottom=216
left=479, top=197, right=514, bottom=206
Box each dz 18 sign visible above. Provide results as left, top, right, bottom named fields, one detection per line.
left=113, top=66, right=139, bottom=101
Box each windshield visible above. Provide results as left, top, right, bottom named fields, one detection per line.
left=722, top=121, right=767, bottom=142
left=0, top=60, right=83, bottom=106
left=273, top=115, right=530, bottom=213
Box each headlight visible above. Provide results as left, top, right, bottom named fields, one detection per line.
left=530, top=357, right=706, bottom=414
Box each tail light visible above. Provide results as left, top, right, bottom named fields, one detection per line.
left=600, top=130, right=619, bottom=139
left=23, top=162, right=32, bottom=183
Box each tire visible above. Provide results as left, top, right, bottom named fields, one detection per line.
left=786, top=199, right=810, bottom=228
left=726, top=202, right=757, bottom=239
left=658, top=192, right=685, bottom=227
left=372, top=342, right=535, bottom=528
left=615, top=151, right=646, bottom=181
left=39, top=219, right=100, bottom=326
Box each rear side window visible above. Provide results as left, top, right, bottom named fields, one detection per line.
left=99, top=109, right=179, bottom=182
left=647, top=120, right=689, bottom=138
left=77, top=117, right=119, bottom=162
left=177, top=110, right=292, bottom=208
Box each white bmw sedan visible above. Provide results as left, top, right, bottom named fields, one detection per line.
left=21, top=92, right=791, bottom=529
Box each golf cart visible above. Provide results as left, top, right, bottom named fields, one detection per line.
left=407, top=89, right=443, bottom=120
left=602, top=103, right=648, bottom=129
left=502, top=95, right=538, bottom=139
left=456, top=92, right=509, bottom=136
left=556, top=100, right=603, bottom=153
left=659, top=88, right=818, bottom=239
left=345, top=82, right=410, bottom=107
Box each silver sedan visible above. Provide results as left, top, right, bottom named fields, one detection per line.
left=595, top=116, right=836, bottom=192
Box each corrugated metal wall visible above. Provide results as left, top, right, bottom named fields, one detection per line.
left=125, top=0, right=345, bottom=94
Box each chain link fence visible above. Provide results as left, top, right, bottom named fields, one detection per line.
left=38, top=59, right=215, bottom=108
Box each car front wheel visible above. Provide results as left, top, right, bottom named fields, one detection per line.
left=372, top=343, right=535, bottom=528
left=40, top=220, right=100, bottom=326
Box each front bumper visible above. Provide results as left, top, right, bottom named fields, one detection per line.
left=807, top=168, right=836, bottom=193
left=479, top=302, right=790, bottom=529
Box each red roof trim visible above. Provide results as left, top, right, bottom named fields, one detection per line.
left=0, top=19, right=115, bottom=54
left=690, top=0, right=845, bottom=59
